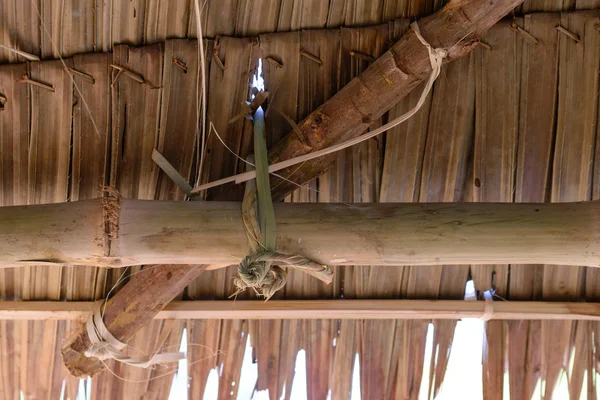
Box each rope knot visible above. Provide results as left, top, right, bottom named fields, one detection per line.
left=234, top=250, right=333, bottom=300
left=234, top=251, right=288, bottom=299
left=410, top=21, right=447, bottom=72
left=434, top=48, right=448, bottom=60
left=234, top=129, right=334, bottom=300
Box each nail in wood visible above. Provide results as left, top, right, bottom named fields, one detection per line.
left=555, top=25, right=580, bottom=43
left=478, top=41, right=492, bottom=51
left=16, top=74, right=55, bottom=92
left=510, top=23, right=539, bottom=45
left=349, top=51, right=375, bottom=62
left=300, top=50, right=323, bottom=65
left=265, top=57, right=283, bottom=68
left=66, top=67, right=96, bottom=84
left=109, top=64, right=146, bottom=84
left=173, top=57, right=188, bottom=73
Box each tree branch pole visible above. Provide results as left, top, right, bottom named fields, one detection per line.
left=212, top=0, right=525, bottom=202
left=2, top=198, right=599, bottom=269
left=56, top=0, right=525, bottom=376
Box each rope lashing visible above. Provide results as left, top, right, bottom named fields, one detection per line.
left=233, top=23, right=445, bottom=297
left=232, top=23, right=445, bottom=297
left=235, top=250, right=333, bottom=299
left=234, top=108, right=333, bottom=299
left=411, top=21, right=447, bottom=78
left=84, top=300, right=184, bottom=368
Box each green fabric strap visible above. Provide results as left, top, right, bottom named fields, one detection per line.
left=252, top=107, right=276, bottom=250
left=233, top=104, right=333, bottom=300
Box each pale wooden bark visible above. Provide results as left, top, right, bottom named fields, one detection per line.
left=4, top=300, right=600, bottom=321
left=2, top=198, right=599, bottom=269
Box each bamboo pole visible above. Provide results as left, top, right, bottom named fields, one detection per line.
left=1, top=198, right=599, bottom=269
left=4, top=300, right=600, bottom=321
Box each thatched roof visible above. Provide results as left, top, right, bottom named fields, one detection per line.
left=1, top=1, right=600, bottom=399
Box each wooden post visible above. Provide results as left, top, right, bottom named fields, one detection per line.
left=1, top=198, right=600, bottom=268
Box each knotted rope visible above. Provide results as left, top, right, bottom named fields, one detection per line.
left=233, top=23, right=446, bottom=298
left=411, top=21, right=447, bottom=82
left=235, top=250, right=334, bottom=299
left=84, top=300, right=184, bottom=368
left=233, top=109, right=333, bottom=299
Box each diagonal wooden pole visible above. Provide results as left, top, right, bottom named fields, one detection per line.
left=212, top=0, right=525, bottom=202
left=57, top=0, right=525, bottom=376
left=61, top=263, right=207, bottom=377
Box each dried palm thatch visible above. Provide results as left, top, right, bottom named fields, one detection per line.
left=0, top=0, right=600, bottom=398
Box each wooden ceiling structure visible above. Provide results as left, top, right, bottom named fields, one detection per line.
left=1, top=0, right=600, bottom=399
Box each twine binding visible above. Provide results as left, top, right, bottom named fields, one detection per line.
left=84, top=300, right=184, bottom=368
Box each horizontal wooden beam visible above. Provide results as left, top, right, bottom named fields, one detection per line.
left=2, top=198, right=599, bottom=268
left=4, top=300, right=600, bottom=321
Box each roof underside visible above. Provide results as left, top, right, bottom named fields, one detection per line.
left=1, top=1, right=600, bottom=399
left=1, top=0, right=597, bottom=63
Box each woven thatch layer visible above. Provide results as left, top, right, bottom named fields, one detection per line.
left=1, top=0, right=600, bottom=64
left=0, top=10, right=600, bottom=399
